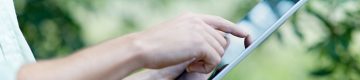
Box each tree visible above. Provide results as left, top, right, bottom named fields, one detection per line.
left=16, top=0, right=84, bottom=59
left=290, top=0, right=360, bottom=79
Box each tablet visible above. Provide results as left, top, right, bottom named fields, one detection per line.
left=209, top=0, right=308, bottom=79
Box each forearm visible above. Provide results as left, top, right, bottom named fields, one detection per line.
left=18, top=34, right=144, bottom=80
left=123, top=69, right=163, bottom=80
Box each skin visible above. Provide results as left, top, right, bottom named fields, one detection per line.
left=124, top=60, right=212, bottom=80
left=17, top=13, right=250, bottom=80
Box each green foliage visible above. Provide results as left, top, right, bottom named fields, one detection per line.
left=290, top=0, right=360, bottom=79
left=16, top=0, right=84, bottom=59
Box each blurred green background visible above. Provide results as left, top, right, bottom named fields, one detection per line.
left=14, top=0, right=360, bottom=80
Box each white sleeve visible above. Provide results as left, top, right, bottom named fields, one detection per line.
left=0, top=61, right=23, bottom=80
left=0, top=0, right=36, bottom=80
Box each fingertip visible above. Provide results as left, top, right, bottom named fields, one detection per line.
left=244, top=36, right=252, bottom=48
left=234, top=27, right=249, bottom=38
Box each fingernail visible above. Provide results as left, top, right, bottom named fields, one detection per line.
left=187, top=65, right=207, bottom=73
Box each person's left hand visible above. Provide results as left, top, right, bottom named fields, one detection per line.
left=123, top=60, right=210, bottom=80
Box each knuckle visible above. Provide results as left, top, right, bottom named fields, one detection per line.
left=193, top=37, right=205, bottom=46
left=220, top=38, right=227, bottom=47
left=219, top=48, right=225, bottom=56
left=190, top=23, right=206, bottom=33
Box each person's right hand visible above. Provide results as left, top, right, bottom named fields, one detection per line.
left=132, top=13, right=250, bottom=73
left=16, top=12, right=251, bottom=80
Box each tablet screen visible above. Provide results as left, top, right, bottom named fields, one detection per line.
left=210, top=0, right=302, bottom=79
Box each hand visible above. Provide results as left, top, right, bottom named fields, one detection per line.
left=17, top=13, right=250, bottom=80
left=132, top=13, right=250, bottom=73
left=124, top=60, right=211, bottom=80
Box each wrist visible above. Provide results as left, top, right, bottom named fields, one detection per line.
left=121, top=33, right=146, bottom=68
left=72, top=33, right=147, bottom=79
left=96, top=33, right=146, bottom=79
left=128, top=32, right=155, bottom=68
left=124, top=32, right=148, bottom=68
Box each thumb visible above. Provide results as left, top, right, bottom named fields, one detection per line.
left=156, top=59, right=195, bottom=79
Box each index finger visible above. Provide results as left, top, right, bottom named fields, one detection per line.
left=196, top=14, right=249, bottom=38
left=244, top=35, right=252, bottom=48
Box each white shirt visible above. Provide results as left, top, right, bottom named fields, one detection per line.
left=0, top=0, right=36, bottom=79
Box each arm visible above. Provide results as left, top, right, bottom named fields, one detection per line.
left=18, top=34, right=145, bottom=80
left=17, top=13, right=250, bottom=80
